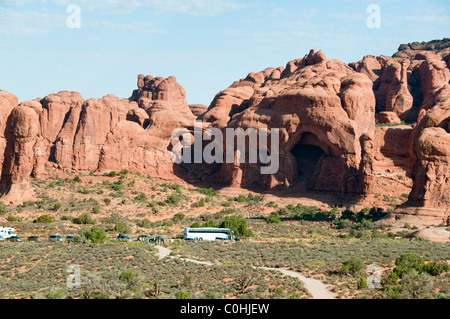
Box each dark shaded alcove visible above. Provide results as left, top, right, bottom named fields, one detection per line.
left=290, top=132, right=327, bottom=182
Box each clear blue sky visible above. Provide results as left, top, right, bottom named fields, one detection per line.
left=0, top=0, right=449, bottom=105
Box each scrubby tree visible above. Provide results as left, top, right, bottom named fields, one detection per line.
left=35, top=214, right=54, bottom=224
left=83, top=226, right=107, bottom=243
left=220, top=216, right=253, bottom=238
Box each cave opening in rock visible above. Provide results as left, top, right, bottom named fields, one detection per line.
left=290, top=132, right=327, bottom=182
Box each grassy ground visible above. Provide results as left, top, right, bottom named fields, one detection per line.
left=0, top=241, right=309, bottom=299
left=0, top=168, right=448, bottom=299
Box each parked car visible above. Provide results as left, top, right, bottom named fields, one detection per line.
left=137, top=235, right=152, bottom=242
left=117, top=234, right=133, bottom=242
left=66, top=236, right=75, bottom=242
left=48, top=235, right=65, bottom=242
left=7, top=236, right=23, bottom=242
left=149, top=236, right=165, bottom=244
left=27, top=236, right=41, bottom=242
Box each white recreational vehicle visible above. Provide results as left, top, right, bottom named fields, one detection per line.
left=0, top=227, right=17, bottom=239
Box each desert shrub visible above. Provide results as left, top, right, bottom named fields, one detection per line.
left=107, top=171, right=117, bottom=177
left=423, top=262, right=450, bottom=276
left=357, top=277, right=368, bottom=290
left=83, top=226, right=107, bottom=243
left=105, top=213, right=122, bottom=224
left=109, top=180, right=124, bottom=192
left=161, top=183, right=183, bottom=192
left=193, top=187, right=218, bottom=197
left=61, top=215, right=75, bottom=222
left=193, top=199, right=206, bottom=208
left=135, top=193, right=148, bottom=202
left=383, top=270, right=435, bottom=299
left=119, top=169, right=129, bottom=176
left=341, top=210, right=356, bottom=220
left=162, top=220, right=174, bottom=227
left=334, top=219, right=352, bottom=230
left=77, top=187, right=92, bottom=194
left=115, top=222, right=131, bottom=234
left=0, top=203, right=8, bottom=215
left=173, top=213, right=185, bottom=223
left=52, top=202, right=62, bottom=211
left=220, top=216, right=253, bottom=238
left=234, top=193, right=260, bottom=204
left=110, top=191, right=124, bottom=198
left=393, top=253, right=426, bottom=278
left=353, top=219, right=373, bottom=231
left=175, top=291, right=190, bottom=299
left=340, top=258, right=364, bottom=276
left=103, top=198, right=111, bottom=205
left=7, top=215, right=22, bottom=222
left=392, top=253, right=449, bottom=278
left=382, top=253, right=449, bottom=299
left=190, top=222, right=201, bottom=228
left=34, top=214, right=54, bottom=224
left=266, top=213, right=281, bottom=224
left=202, top=220, right=219, bottom=228
left=266, top=201, right=277, bottom=208
left=73, top=213, right=97, bottom=225
left=119, top=271, right=141, bottom=290
left=73, top=176, right=82, bottom=183
left=92, top=204, right=101, bottom=214
left=167, top=194, right=182, bottom=205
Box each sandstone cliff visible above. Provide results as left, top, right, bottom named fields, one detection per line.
left=0, top=41, right=448, bottom=226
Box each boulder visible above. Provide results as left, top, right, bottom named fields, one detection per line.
left=378, top=111, right=402, bottom=124
left=126, top=108, right=150, bottom=128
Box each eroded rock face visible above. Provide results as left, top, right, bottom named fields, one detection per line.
left=378, top=111, right=402, bottom=125
left=409, top=104, right=450, bottom=210
left=72, top=95, right=137, bottom=171
left=0, top=91, right=18, bottom=174
left=189, top=104, right=208, bottom=117
left=0, top=106, right=39, bottom=204
left=98, top=121, right=179, bottom=180
left=393, top=38, right=450, bottom=58
left=0, top=43, right=448, bottom=217
left=126, top=108, right=150, bottom=128
left=97, top=75, right=197, bottom=180
left=201, top=65, right=286, bottom=128
left=213, top=50, right=376, bottom=194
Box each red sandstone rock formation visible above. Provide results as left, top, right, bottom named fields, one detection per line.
left=189, top=104, right=208, bottom=117
left=213, top=50, right=376, bottom=194
left=0, top=106, right=40, bottom=204
left=72, top=95, right=137, bottom=171
left=378, top=111, right=402, bottom=125
left=393, top=38, right=450, bottom=58
left=0, top=41, right=448, bottom=221
left=98, top=75, right=197, bottom=180
left=0, top=91, right=18, bottom=174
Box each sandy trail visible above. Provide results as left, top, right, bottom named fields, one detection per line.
left=155, top=245, right=336, bottom=299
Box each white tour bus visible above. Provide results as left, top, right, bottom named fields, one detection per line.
left=184, top=227, right=234, bottom=242
left=0, top=227, right=17, bottom=239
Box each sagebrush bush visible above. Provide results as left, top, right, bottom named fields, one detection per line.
left=34, top=214, right=54, bottom=224
left=73, top=213, right=97, bottom=225
left=83, top=226, right=107, bottom=243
